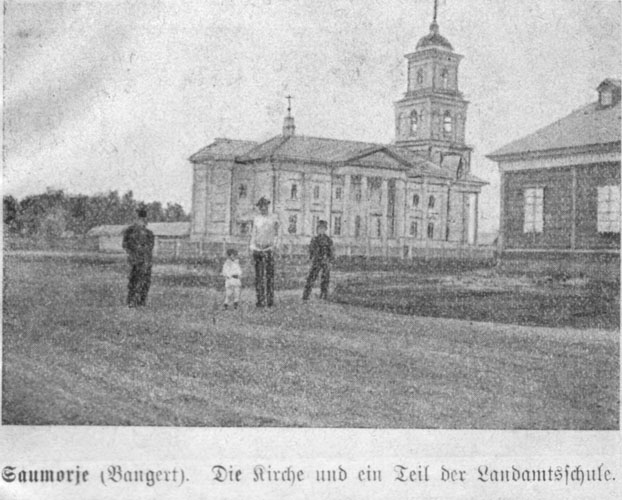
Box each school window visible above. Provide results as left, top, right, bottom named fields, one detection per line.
left=290, top=183, right=298, bottom=200
left=354, top=215, right=361, bottom=238
left=313, top=185, right=321, bottom=200
left=428, top=195, right=435, bottom=209
left=239, top=222, right=249, bottom=235
left=412, top=193, right=420, bottom=207
left=333, top=215, right=342, bottom=236
left=410, top=220, right=418, bottom=237
left=335, top=187, right=342, bottom=200
left=287, top=214, right=297, bottom=234
left=238, top=184, right=247, bottom=199
left=523, top=187, right=544, bottom=233
left=597, top=185, right=620, bottom=233
left=427, top=222, right=434, bottom=239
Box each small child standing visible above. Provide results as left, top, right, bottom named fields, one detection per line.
left=302, top=220, right=334, bottom=301
left=221, top=248, right=242, bottom=309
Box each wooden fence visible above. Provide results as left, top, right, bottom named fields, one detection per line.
left=153, top=238, right=495, bottom=261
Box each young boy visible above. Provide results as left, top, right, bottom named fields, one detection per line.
left=302, top=220, right=334, bottom=301
left=221, top=248, right=242, bottom=309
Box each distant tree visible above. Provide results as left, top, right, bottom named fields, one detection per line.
left=8, top=189, right=187, bottom=237
left=164, top=202, right=189, bottom=222
left=3, top=195, right=19, bottom=232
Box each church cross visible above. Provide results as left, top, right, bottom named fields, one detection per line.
left=433, top=0, right=438, bottom=23
left=286, top=95, right=293, bottom=116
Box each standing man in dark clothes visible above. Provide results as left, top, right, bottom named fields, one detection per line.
left=302, top=219, right=333, bottom=301
left=122, top=208, right=155, bottom=307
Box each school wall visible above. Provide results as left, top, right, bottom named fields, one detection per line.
left=502, top=161, right=620, bottom=251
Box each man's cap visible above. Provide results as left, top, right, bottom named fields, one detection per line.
left=317, top=220, right=328, bottom=228
left=256, top=196, right=271, bottom=207
left=137, top=208, right=148, bottom=218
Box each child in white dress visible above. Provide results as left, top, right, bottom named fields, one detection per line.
left=221, top=249, right=242, bottom=309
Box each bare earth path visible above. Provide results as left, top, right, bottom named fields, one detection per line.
left=3, top=256, right=618, bottom=428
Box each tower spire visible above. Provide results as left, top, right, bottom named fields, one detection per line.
left=282, top=94, right=295, bottom=136
left=430, top=0, right=439, bottom=33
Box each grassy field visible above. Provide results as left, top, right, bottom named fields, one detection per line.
left=2, top=253, right=619, bottom=428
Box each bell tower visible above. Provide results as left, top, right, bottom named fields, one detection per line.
left=394, top=0, right=471, bottom=170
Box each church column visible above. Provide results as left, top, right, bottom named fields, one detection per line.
left=301, top=172, right=309, bottom=236
left=421, top=178, right=429, bottom=245
left=395, top=178, right=406, bottom=242
left=474, top=192, right=479, bottom=246
left=361, top=176, right=369, bottom=254
left=381, top=178, right=389, bottom=256
left=343, top=174, right=352, bottom=238
left=224, top=166, right=233, bottom=239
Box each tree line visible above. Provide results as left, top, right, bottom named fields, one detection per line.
left=3, top=189, right=189, bottom=238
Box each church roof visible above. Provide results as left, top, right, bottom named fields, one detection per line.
left=235, top=134, right=457, bottom=179
left=189, top=138, right=257, bottom=162
left=239, top=135, right=382, bottom=164
left=488, top=97, right=621, bottom=159
left=416, top=21, right=453, bottom=51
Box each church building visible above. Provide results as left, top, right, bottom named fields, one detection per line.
left=189, top=5, right=487, bottom=256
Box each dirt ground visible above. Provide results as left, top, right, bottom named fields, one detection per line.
left=3, top=254, right=619, bottom=428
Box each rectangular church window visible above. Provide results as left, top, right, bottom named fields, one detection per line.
left=290, top=184, right=298, bottom=200
left=239, top=222, right=249, bottom=235
left=427, top=222, right=434, bottom=239
left=597, top=185, right=620, bottom=233
left=238, top=184, right=247, bottom=199
left=288, top=214, right=298, bottom=234
left=351, top=176, right=362, bottom=203
left=335, top=187, right=342, bottom=200
left=313, top=185, right=320, bottom=200
left=333, top=215, right=342, bottom=236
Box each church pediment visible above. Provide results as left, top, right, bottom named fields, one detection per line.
left=344, top=149, right=409, bottom=170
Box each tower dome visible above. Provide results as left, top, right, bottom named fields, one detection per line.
left=416, top=20, right=453, bottom=51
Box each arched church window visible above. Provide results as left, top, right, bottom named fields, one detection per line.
left=456, top=161, right=464, bottom=180
left=412, top=193, right=420, bottom=207
left=443, top=111, right=452, bottom=134
left=290, top=183, right=298, bottom=200
left=400, top=113, right=409, bottom=138
left=417, top=69, right=424, bottom=85
left=410, top=220, right=418, bottom=237
left=428, top=195, right=436, bottom=209
left=427, top=222, right=435, bottom=239
left=410, top=110, right=419, bottom=135
left=440, top=68, right=449, bottom=88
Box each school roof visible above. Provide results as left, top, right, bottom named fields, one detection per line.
left=488, top=84, right=622, bottom=160
left=87, top=222, right=191, bottom=237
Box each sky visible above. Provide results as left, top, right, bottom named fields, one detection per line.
left=3, top=0, right=621, bottom=232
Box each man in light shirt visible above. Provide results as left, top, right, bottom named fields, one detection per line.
left=249, top=197, right=280, bottom=307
